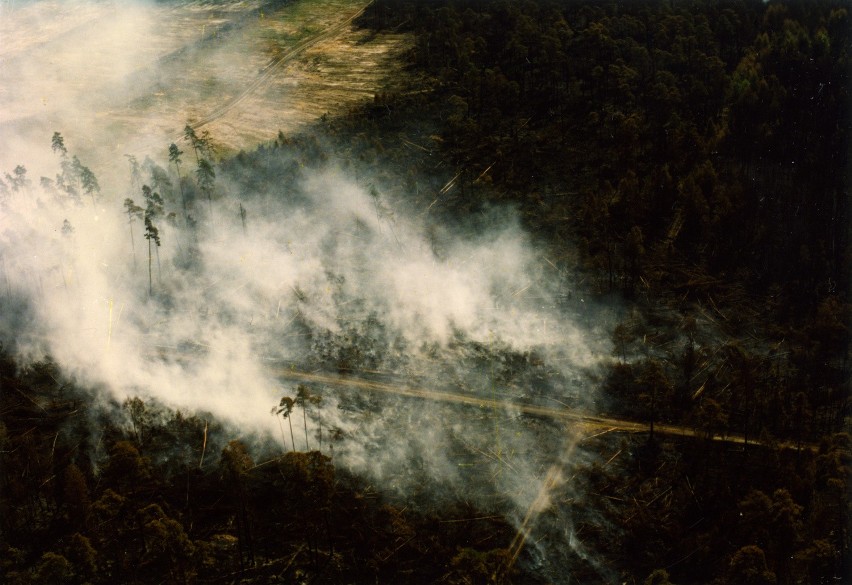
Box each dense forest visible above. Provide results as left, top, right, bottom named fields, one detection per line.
left=349, top=0, right=850, bottom=449
left=1, top=0, right=849, bottom=583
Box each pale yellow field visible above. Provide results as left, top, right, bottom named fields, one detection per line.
left=0, top=0, right=411, bottom=190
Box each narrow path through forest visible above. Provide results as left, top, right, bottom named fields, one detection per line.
left=272, top=363, right=814, bottom=582
left=271, top=366, right=814, bottom=452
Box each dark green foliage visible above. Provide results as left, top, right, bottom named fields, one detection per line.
left=78, top=164, right=99, bottom=204
left=49, top=133, right=102, bottom=205
left=0, top=348, right=522, bottom=584
left=361, top=0, right=848, bottom=313
left=51, top=132, right=67, bottom=157
left=346, top=3, right=848, bottom=581
left=443, top=547, right=512, bottom=584
left=4, top=165, right=29, bottom=192
left=275, top=396, right=297, bottom=452
left=0, top=350, right=845, bottom=585
left=350, top=0, right=849, bottom=472
left=2, top=1, right=848, bottom=583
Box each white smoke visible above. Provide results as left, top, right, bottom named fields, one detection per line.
left=0, top=1, right=613, bottom=581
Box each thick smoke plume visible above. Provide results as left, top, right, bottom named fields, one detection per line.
left=0, top=149, right=603, bottom=475
left=0, top=1, right=612, bottom=580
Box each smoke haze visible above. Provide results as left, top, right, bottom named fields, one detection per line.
left=0, top=1, right=613, bottom=580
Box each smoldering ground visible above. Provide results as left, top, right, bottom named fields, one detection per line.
left=0, top=1, right=616, bottom=581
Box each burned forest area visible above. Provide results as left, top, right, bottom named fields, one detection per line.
left=0, top=0, right=849, bottom=584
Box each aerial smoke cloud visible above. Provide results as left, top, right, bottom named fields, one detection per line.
left=1, top=156, right=601, bottom=438
left=0, top=140, right=611, bottom=581
left=0, top=1, right=612, bottom=580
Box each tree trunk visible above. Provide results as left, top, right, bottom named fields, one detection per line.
left=175, top=163, right=188, bottom=225
left=128, top=218, right=137, bottom=270
left=303, top=405, right=310, bottom=451
left=148, top=239, right=153, bottom=296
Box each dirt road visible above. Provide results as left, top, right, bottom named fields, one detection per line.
left=270, top=366, right=810, bottom=451
left=268, top=363, right=813, bottom=579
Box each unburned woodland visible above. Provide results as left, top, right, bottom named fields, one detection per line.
left=0, top=0, right=849, bottom=584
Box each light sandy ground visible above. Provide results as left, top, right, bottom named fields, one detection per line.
left=0, top=0, right=411, bottom=190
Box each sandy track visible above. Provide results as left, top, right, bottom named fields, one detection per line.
left=270, top=366, right=812, bottom=451
left=269, top=362, right=814, bottom=578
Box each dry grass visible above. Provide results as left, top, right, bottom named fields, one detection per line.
left=0, top=0, right=412, bottom=189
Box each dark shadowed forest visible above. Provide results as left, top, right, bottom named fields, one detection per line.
left=1, top=0, right=849, bottom=583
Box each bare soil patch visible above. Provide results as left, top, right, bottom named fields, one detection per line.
left=0, top=0, right=412, bottom=189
